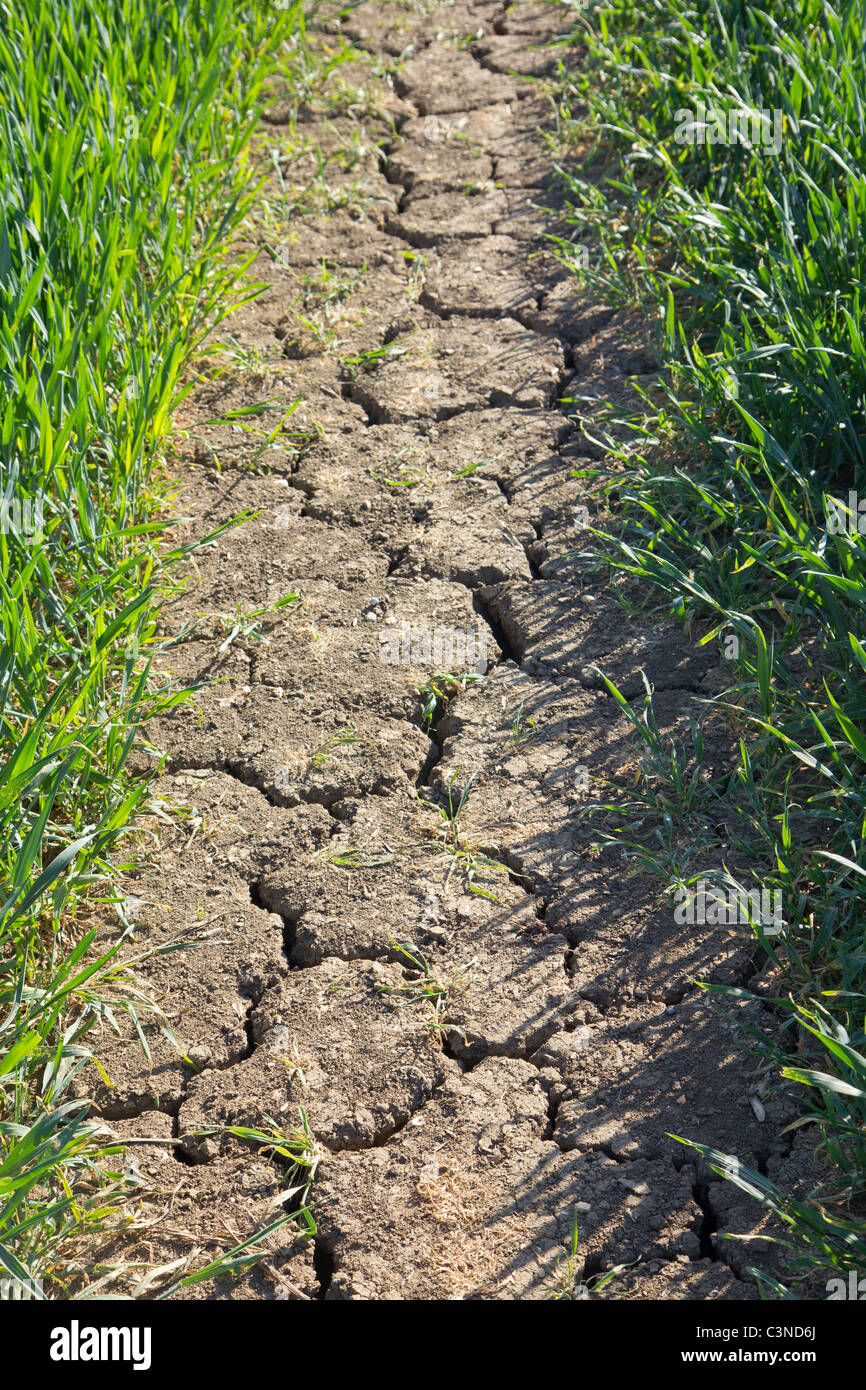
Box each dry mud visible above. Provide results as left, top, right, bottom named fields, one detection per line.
left=94, top=1, right=817, bottom=1300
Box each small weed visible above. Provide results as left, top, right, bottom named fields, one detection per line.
left=546, top=1211, right=628, bottom=1300
left=309, top=727, right=379, bottom=767
left=379, top=938, right=476, bottom=1033
left=419, top=768, right=506, bottom=900
left=511, top=703, right=538, bottom=743
left=417, top=671, right=484, bottom=731
left=451, top=458, right=494, bottom=479
left=214, top=593, right=300, bottom=653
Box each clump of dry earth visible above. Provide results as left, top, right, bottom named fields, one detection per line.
left=92, top=0, right=819, bottom=1300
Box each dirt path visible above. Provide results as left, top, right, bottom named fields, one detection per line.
left=95, top=1, right=809, bottom=1300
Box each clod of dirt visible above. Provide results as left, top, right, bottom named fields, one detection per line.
left=178, top=957, right=450, bottom=1155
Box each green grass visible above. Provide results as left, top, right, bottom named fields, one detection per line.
left=378, top=938, right=477, bottom=1036
left=554, top=0, right=866, bottom=1286
left=0, top=0, right=309, bottom=1299
left=544, top=1209, right=628, bottom=1300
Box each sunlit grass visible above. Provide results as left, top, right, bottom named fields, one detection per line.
left=0, top=0, right=307, bottom=1298
left=556, top=0, right=866, bottom=1285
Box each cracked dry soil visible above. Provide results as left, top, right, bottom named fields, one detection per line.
left=93, top=1, right=818, bottom=1301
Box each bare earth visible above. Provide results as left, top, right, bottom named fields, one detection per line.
left=92, top=1, right=818, bottom=1300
